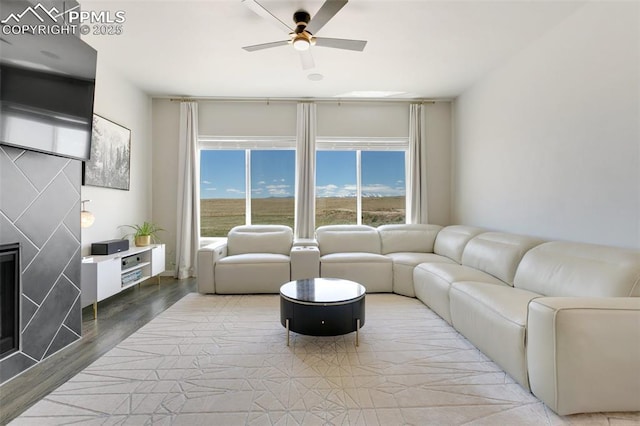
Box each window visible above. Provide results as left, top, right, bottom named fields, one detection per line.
left=316, top=148, right=406, bottom=227
left=200, top=150, right=246, bottom=237
left=200, top=136, right=407, bottom=237
left=200, top=148, right=295, bottom=237
left=316, top=151, right=357, bottom=226
left=361, top=151, right=406, bottom=226
left=251, top=150, right=295, bottom=228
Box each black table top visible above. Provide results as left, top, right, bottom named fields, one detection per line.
left=280, top=278, right=366, bottom=304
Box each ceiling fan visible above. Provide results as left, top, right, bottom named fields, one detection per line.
left=241, top=0, right=367, bottom=70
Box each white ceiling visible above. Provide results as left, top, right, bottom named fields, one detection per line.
left=79, top=0, right=585, bottom=99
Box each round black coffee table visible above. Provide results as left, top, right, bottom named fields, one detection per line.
left=280, top=278, right=366, bottom=346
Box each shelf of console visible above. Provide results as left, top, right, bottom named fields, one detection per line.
left=81, top=244, right=165, bottom=319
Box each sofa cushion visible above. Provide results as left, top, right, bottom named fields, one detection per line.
left=215, top=262, right=291, bottom=294
left=216, top=253, right=290, bottom=265
left=413, top=262, right=505, bottom=324
left=386, top=252, right=456, bottom=297
left=461, top=232, right=543, bottom=286
left=386, top=252, right=455, bottom=267
left=433, top=225, right=485, bottom=263
left=316, top=225, right=381, bottom=255
left=514, top=241, right=640, bottom=297
left=321, top=252, right=391, bottom=264
left=320, top=253, right=392, bottom=293
left=449, top=281, right=542, bottom=388
left=377, top=224, right=442, bottom=255
left=227, top=225, right=293, bottom=256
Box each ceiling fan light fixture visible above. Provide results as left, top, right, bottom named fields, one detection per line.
left=292, top=35, right=310, bottom=51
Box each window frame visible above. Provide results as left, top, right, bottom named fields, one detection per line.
left=198, top=136, right=296, bottom=240
left=198, top=135, right=409, bottom=239
left=315, top=137, right=409, bottom=226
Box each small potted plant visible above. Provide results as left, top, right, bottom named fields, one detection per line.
left=122, top=221, right=164, bottom=247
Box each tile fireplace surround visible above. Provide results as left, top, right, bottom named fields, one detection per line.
left=0, top=145, right=82, bottom=384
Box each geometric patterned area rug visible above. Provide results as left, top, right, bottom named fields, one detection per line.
left=11, top=293, right=640, bottom=425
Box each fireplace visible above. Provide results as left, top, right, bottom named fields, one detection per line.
left=0, top=243, right=20, bottom=359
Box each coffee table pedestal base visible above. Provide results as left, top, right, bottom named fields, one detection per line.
left=280, top=296, right=365, bottom=346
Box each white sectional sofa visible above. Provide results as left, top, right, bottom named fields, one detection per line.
left=197, top=223, right=640, bottom=415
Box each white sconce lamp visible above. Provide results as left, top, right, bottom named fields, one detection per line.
left=80, top=199, right=95, bottom=228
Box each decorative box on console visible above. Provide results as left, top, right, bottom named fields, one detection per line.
left=91, top=239, right=129, bottom=255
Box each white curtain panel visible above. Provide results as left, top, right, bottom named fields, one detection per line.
left=175, top=102, right=200, bottom=279
left=408, top=103, right=429, bottom=224
left=294, top=102, right=317, bottom=239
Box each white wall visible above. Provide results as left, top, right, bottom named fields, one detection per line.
left=151, top=99, right=453, bottom=271
left=81, top=60, right=152, bottom=256
left=453, top=1, right=639, bottom=249
left=199, top=102, right=297, bottom=136
left=317, top=103, right=409, bottom=137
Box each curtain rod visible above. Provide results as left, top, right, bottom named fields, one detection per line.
left=164, top=96, right=445, bottom=104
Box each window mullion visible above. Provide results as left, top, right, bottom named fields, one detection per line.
left=245, top=149, right=251, bottom=225
left=405, top=150, right=410, bottom=224
left=356, top=150, right=362, bottom=225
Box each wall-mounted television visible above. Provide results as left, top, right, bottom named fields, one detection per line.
left=0, top=1, right=97, bottom=161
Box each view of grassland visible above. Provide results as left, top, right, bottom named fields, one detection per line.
left=201, top=196, right=405, bottom=237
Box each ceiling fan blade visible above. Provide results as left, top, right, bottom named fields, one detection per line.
left=241, top=0, right=293, bottom=33
left=299, top=51, right=315, bottom=70
left=306, top=0, right=348, bottom=35
left=242, top=40, right=290, bottom=52
left=314, top=37, right=367, bottom=51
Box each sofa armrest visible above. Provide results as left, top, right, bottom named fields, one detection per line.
left=291, top=245, right=320, bottom=280
left=527, top=297, right=640, bottom=415
left=197, top=241, right=228, bottom=294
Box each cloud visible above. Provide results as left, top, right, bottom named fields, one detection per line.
left=226, top=188, right=244, bottom=195
left=205, top=187, right=217, bottom=191
left=316, top=183, right=405, bottom=197
left=266, top=184, right=291, bottom=196
left=202, top=180, right=212, bottom=184
left=257, top=181, right=266, bottom=185
left=361, top=183, right=405, bottom=196
left=316, top=184, right=355, bottom=198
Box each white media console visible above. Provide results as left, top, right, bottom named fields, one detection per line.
left=81, top=244, right=165, bottom=318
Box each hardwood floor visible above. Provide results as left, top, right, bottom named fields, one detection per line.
left=0, top=277, right=196, bottom=425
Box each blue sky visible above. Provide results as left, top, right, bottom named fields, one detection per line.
left=200, top=150, right=405, bottom=199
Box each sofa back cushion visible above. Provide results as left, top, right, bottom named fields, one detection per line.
left=434, top=225, right=485, bottom=263
left=316, top=225, right=381, bottom=255
left=514, top=241, right=640, bottom=297
left=461, top=232, right=543, bottom=286
left=227, top=225, right=293, bottom=256
left=377, top=224, right=442, bottom=254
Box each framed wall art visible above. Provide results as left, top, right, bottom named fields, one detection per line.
left=83, top=114, right=131, bottom=190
